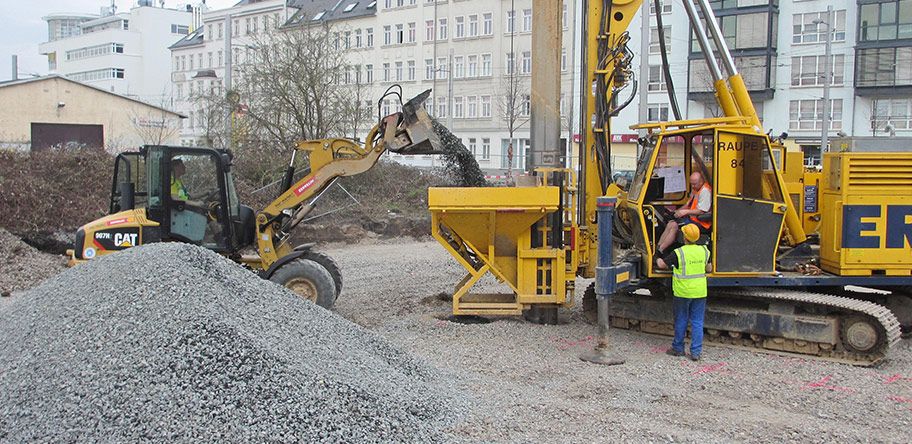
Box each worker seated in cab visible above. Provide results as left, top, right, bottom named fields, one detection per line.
left=170, top=158, right=191, bottom=201
left=656, top=172, right=711, bottom=256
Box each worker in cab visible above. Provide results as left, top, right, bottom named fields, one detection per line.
left=170, top=158, right=190, bottom=201
left=656, top=171, right=711, bottom=256
left=657, top=224, right=712, bottom=361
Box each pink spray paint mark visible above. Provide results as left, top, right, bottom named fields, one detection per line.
left=884, top=374, right=912, bottom=384
left=691, top=362, right=728, bottom=376
left=552, top=336, right=595, bottom=351
left=800, top=375, right=855, bottom=392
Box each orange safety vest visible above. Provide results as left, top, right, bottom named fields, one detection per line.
left=688, top=183, right=712, bottom=229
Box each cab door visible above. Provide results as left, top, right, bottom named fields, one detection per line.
left=713, top=130, right=787, bottom=273
left=109, top=152, right=145, bottom=214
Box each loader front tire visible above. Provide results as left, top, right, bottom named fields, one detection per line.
left=269, top=259, right=336, bottom=309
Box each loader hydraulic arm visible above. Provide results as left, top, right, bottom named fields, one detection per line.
left=254, top=89, right=440, bottom=268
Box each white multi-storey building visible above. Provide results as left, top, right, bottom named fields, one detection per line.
left=170, top=0, right=910, bottom=172
left=39, top=3, right=193, bottom=105
left=613, top=0, right=912, bottom=167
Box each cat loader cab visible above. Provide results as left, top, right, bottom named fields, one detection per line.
left=107, top=145, right=256, bottom=255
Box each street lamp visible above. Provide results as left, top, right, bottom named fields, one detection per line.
left=812, top=5, right=834, bottom=152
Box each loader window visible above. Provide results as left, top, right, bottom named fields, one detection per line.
left=715, top=131, right=784, bottom=202
left=628, top=137, right=657, bottom=201
left=167, top=153, right=227, bottom=249
left=652, top=135, right=688, bottom=202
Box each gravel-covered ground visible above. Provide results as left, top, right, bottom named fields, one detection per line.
left=0, top=228, right=65, bottom=296
left=328, top=240, right=912, bottom=443
left=0, top=243, right=464, bottom=442
left=2, top=238, right=910, bottom=442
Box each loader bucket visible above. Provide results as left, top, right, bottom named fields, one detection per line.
left=385, top=89, right=443, bottom=155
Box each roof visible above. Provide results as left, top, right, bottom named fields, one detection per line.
left=284, top=0, right=376, bottom=27
left=169, top=26, right=205, bottom=49
left=0, top=75, right=186, bottom=118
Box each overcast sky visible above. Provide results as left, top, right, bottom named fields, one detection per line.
left=0, top=0, right=237, bottom=81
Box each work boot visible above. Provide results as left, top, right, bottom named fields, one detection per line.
left=665, top=348, right=684, bottom=357
left=689, top=353, right=702, bottom=362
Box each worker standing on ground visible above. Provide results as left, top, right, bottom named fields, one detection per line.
left=657, top=224, right=712, bottom=361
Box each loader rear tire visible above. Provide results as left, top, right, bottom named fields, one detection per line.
left=302, top=251, right=343, bottom=301
left=269, top=259, right=336, bottom=310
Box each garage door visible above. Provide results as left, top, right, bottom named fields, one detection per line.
left=31, top=123, right=104, bottom=151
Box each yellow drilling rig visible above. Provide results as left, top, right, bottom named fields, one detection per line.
left=428, top=0, right=912, bottom=366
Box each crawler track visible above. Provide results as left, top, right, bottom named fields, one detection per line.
left=605, top=287, right=901, bottom=366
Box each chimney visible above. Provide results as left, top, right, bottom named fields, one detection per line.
left=11, top=55, right=17, bottom=81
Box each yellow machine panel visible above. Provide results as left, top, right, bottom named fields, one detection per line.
left=69, top=209, right=158, bottom=266
left=819, top=152, right=912, bottom=276
left=429, top=186, right=569, bottom=316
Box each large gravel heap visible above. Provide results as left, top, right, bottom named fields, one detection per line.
left=0, top=243, right=463, bottom=442
left=0, top=228, right=65, bottom=296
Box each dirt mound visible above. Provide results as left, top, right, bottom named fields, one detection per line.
left=0, top=228, right=66, bottom=296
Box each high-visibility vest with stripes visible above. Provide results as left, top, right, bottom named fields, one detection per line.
left=688, top=184, right=712, bottom=229
left=672, top=244, right=710, bottom=298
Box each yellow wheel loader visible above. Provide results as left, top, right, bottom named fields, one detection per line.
left=69, top=89, right=440, bottom=309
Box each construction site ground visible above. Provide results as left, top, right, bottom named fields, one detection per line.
left=4, top=237, right=911, bottom=442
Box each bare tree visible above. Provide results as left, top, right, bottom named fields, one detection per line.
left=499, top=70, right=530, bottom=179
left=235, top=24, right=361, bottom=151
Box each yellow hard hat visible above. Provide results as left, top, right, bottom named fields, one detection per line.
left=681, top=224, right=700, bottom=243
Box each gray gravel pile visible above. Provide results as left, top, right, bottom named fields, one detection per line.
left=0, top=243, right=464, bottom=442
left=0, top=228, right=65, bottom=296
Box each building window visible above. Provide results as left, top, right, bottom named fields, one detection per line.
left=506, top=52, right=515, bottom=75
left=344, top=31, right=351, bottom=49
left=404, top=60, right=414, bottom=80
left=856, top=47, right=912, bottom=88
left=481, top=95, right=492, bottom=117
left=425, top=58, right=434, bottom=80
left=481, top=53, right=492, bottom=76
left=355, top=29, right=362, bottom=47
left=437, top=96, right=447, bottom=117
left=481, top=138, right=491, bottom=160
left=367, top=28, right=374, bottom=46
left=649, top=27, right=671, bottom=54
left=438, top=18, right=448, bottom=40
left=172, top=24, right=189, bottom=34
left=506, top=10, right=515, bottom=33
left=467, top=96, right=478, bottom=118
left=501, top=138, right=528, bottom=169
left=426, top=20, right=434, bottom=41
left=245, top=17, right=251, bottom=34
left=483, top=13, right=493, bottom=35
left=455, top=16, right=465, bottom=38
left=788, top=99, right=843, bottom=130
left=382, top=63, right=390, bottom=81
left=790, top=55, right=845, bottom=87
left=454, top=56, right=464, bottom=78
left=860, top=1, right=912, bottom=42
left=468, top=14, right=478, bottom=37
left=217, top=50, right=223, bottom=66
left=217, top=23, right=223, bottom=39
left=438, top=57, right=448, bottom=78
left=561, top=48, right=567, bottom=72
left=365, top=64, right=374, bottom=82
left=207, top=52, right=213, bottom=68
left=793, top=10, right=847, bottom=44
left=233, top=19, right=239, bottom=36
left=65, top=43, right=125, bottom=61
left=650, top=1, right=672, bottom=14
left=522, top=9, right=532, bottom=32
left=69, top=68, right=125, bottom=82
left=454, top=97, right=464, bottom=118
left=647, top=104, right=669, bottom=122
left=396, top=24, right=404, bottom=43
left=563, top=2, right=569, bottom=29
left=467, top=55, right=478, bottom=77
left=648, top=65, right=667, bottom=91
left=872, top=98, right=912, bottom=131
left=395, top=61, right=403, bottom=81
left=521, top=51, right=531, bottom=74
left=468, top=138, right=477, bottom=156
left=521, top=94, right=531, bottom=116
left=384, top=25, right=392, bottom=45
left=408, top=22, right=416, bottom=42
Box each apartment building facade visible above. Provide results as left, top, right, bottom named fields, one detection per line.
left=614, top=0, right=912, bottom=167
left=39, top=4, right=193, bottom=104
